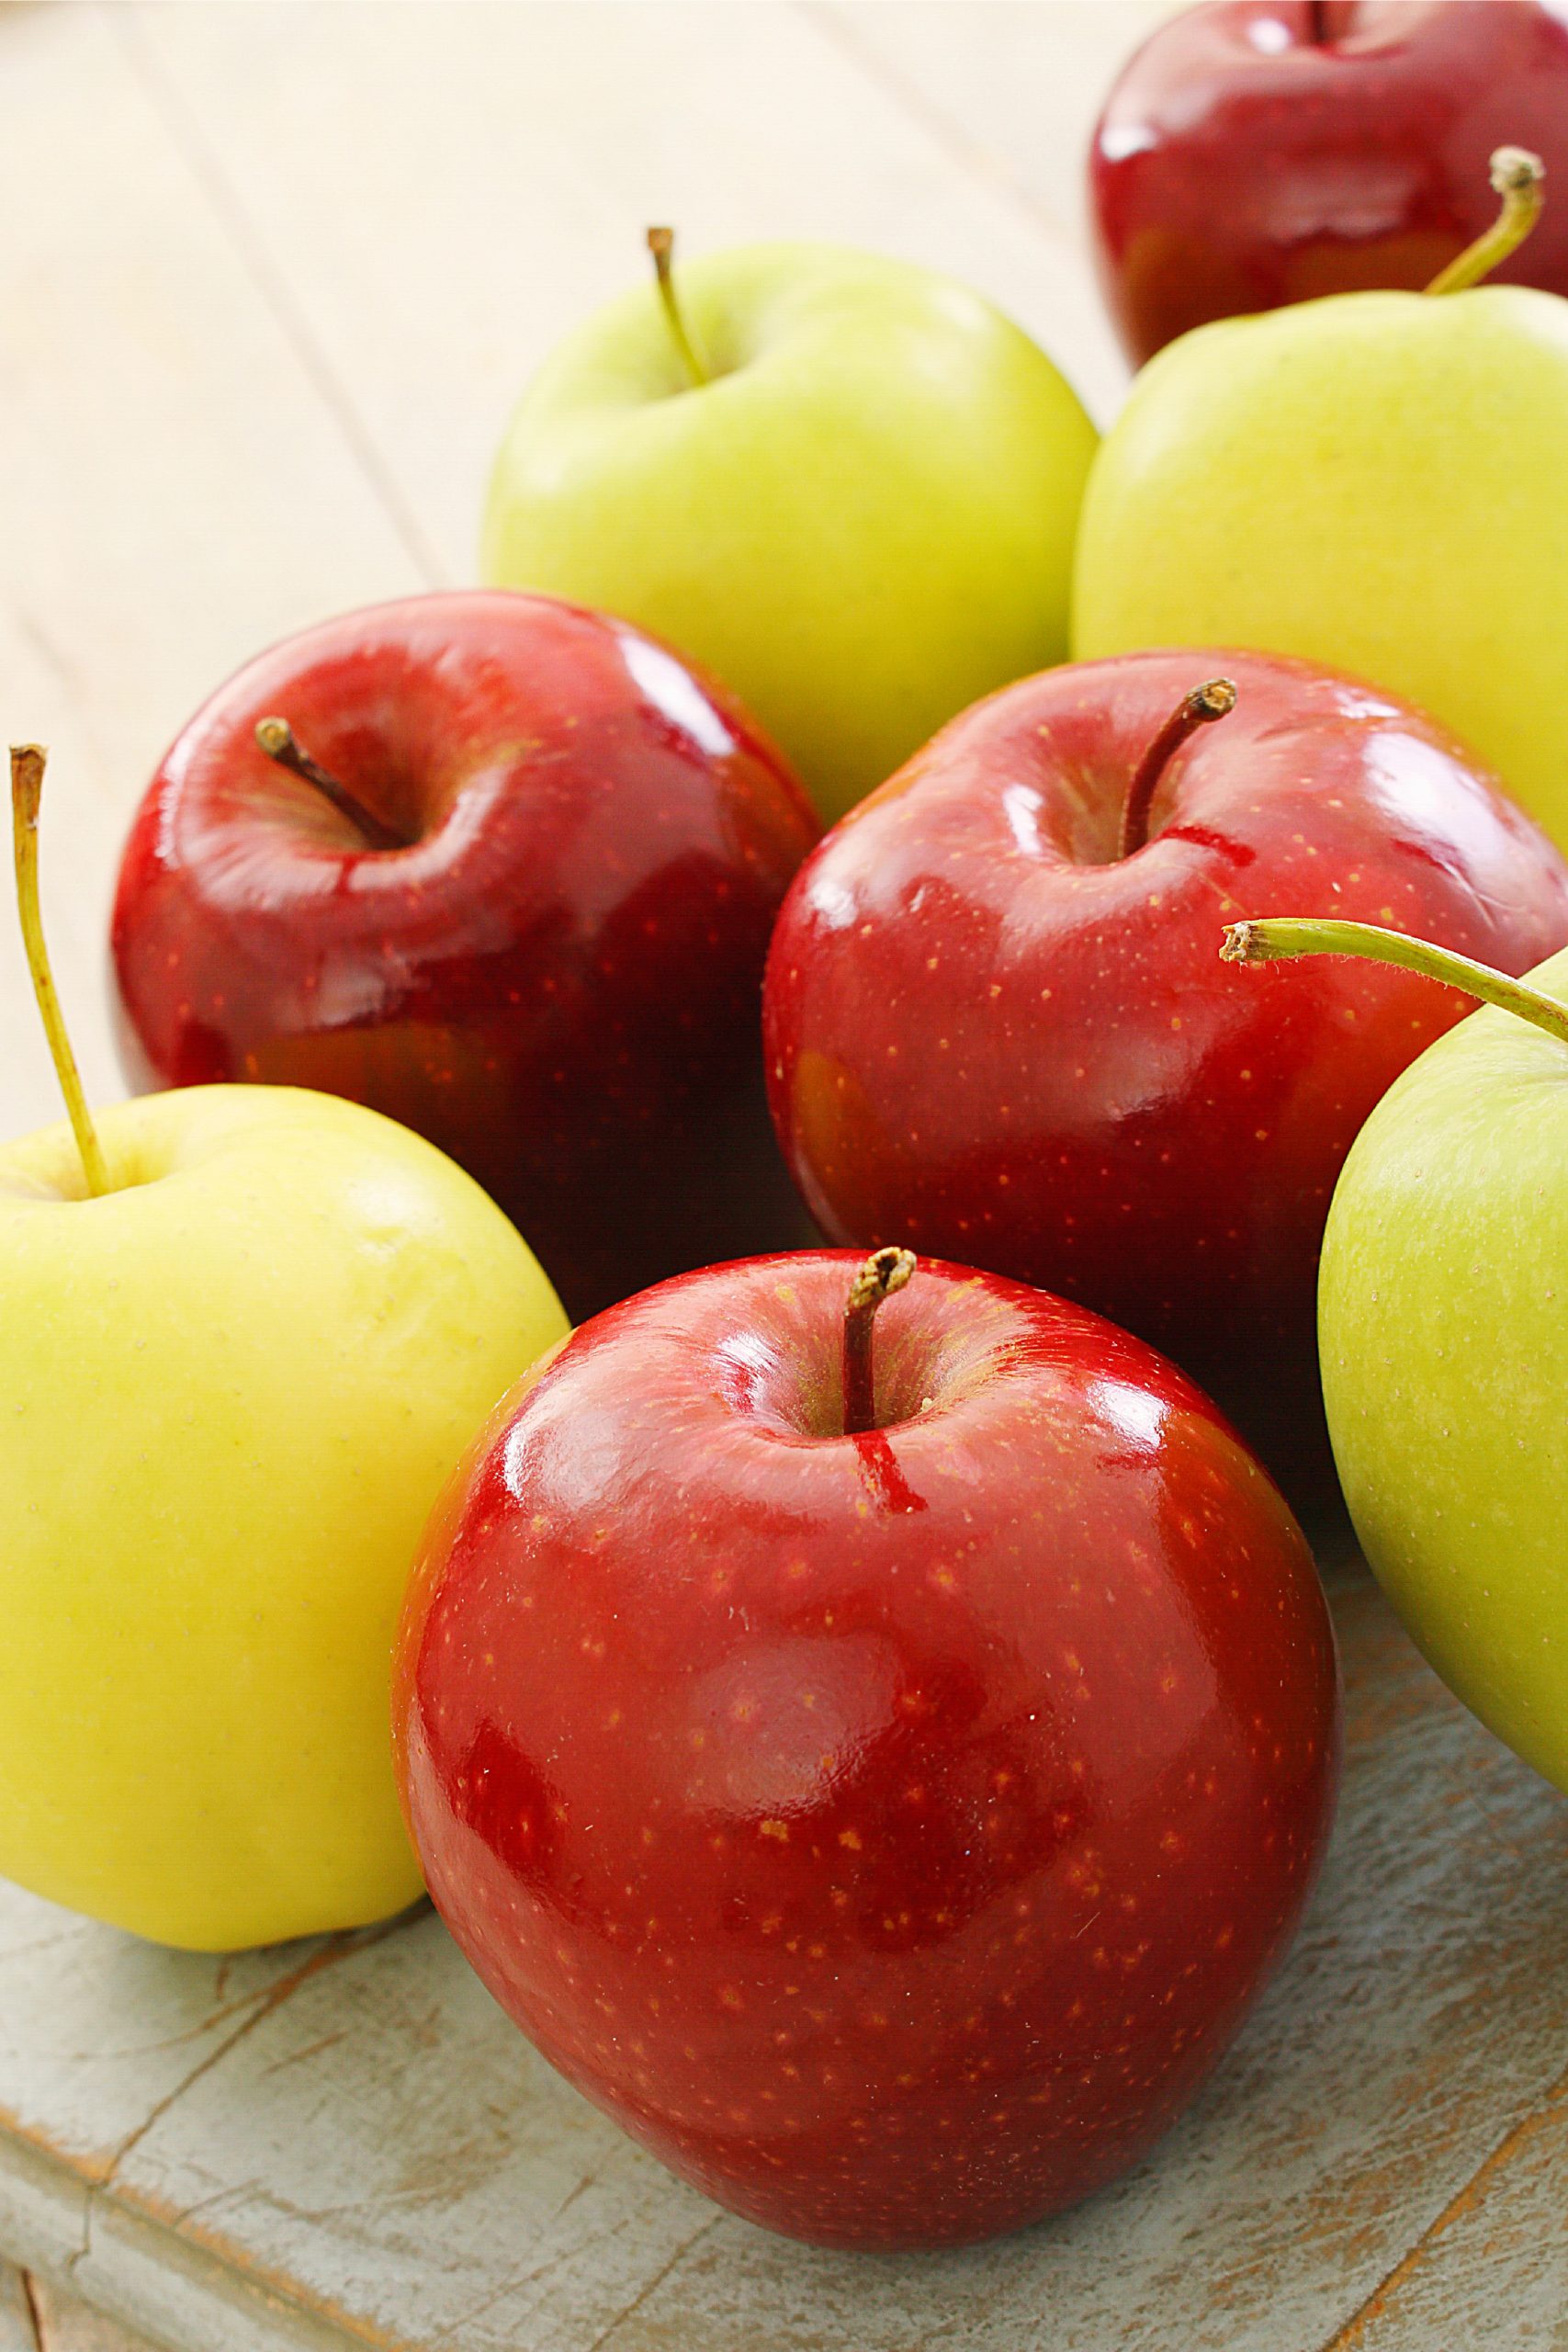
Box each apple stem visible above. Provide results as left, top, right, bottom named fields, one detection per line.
left=646, top=227, right=711, bottom=390
left=254, top=718, right=408, bottom=852
left=1307, top=1, right=1330, bottom=41
left=11, top=745, right=111, bottom=1198
left=1221, top=915, right=1568, bottom=1048
left=1425, top=147, right=1546, bottom=295
left=842, top=1247, right=917, bottom=1437
left=1118, top=678, right=1237, bottom=860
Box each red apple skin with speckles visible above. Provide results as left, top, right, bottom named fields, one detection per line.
left=110, top=592, right=819, bottom=1323
left=761, top=651, right=1568, bottom=1505
left=392, top=1250, right=1339, bottom=2250
left=1090, top=0, right=1568, bottom=368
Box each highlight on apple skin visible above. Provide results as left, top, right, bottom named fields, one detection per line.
left=5, top=746, right=570, bottom=1950
left=482, top=236, right=1099, bottom=827
left=109, top=590, right=821, bottom=1326
left=1089, top=0, right=1568, bottom=368
left=392, top=1248, right=1340, bottom=2250
left=760, top=649, right=1568, bottom=1506
left=1072, top=147, right=1568, bottom=854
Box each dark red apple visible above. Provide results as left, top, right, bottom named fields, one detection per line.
left=1090, top=1, right=1568, bottom=368
left=392, top=1247, right=1339, bottom=2250
left=110, top=592, right=819, bottom=1321
left=761, top=651, right=1568, bottom=1503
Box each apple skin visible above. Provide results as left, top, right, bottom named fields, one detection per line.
left=1071, top=283, right=1568, bottom=853
left=393, top=1250, right=1340, bottom=2250
left=1320, top=942, right=1568, bottom=1794
left=1090, top=1, right=1568, bottom=368
left=110, top=592, right=820, bottom=1326
left=0, top=1083, right=567, bottom=1951
left=481, top=243, right=1098, bottom=826
left=761, top=651, right=1568, bottom=1502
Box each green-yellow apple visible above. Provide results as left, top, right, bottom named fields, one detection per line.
left=482, top=234, right=1097, bottom=824
left=1073, top=150, right=1568, bottom=850
left=1223, top=911, right=1568, bottom=1795
left=2, top=748, right=567, bottom=1950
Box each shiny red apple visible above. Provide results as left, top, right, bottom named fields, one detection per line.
left=111, top=592, right=819, bottom=1321
left=392, top=1247, right=1340, bottom=2249
left=761, top=651, right=1568, bottom=1503
left=1090, top=0, right=1568, bottom=368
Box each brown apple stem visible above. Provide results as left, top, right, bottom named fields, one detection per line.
left=11, top=745, right=110, bottom=1197
left=1220, top=915, right=1568, bottom=1047
left=1425, top=147, right=1545, bottom=295
left=1307, top=0, right=1330, bottom=41
left=842, top=1246, right=917, bottom=1437
left=254, top=717, right=407, bottom=852
left=647, top=227, right=711, bottom=390
left=1118, top=677, right=1237, bottom=860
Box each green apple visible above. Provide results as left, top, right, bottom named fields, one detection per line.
left=1223, top=911, right=1568, bottom=1795
left=1073, top=150, right=1568, bottom=851
left=482, top=234, right=1097, bottom=825
left=2, top=750, right=568, bottom=1949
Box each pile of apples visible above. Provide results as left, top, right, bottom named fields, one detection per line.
left=8, top=0, right=1568, bottom=2255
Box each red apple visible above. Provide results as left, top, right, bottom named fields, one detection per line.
left=761, top=651, right=1568, bottom=1503
left=1090, top=0, right=1568, bottom=368
left=111, top=592, right=819, bottom=1321
left=392, top=1247, right=1339, bottom=2249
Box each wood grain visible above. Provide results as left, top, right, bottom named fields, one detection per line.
left=0, top=2, right=422, bottom=1147
left=6, top=2267, right=155, bottom=2352
left=1, top=3, right=1565, bottom=2346
left=822, top=1, right=1172, bottom=250
left=116, top=0, right=1153, bottom=574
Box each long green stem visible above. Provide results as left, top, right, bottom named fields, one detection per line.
left=1220, top=915, right=1568, bottom=1049
left=11, top=745, right=111, bottom=1195
left=646, top=227, right=711, bottom=389
left=1425, top=147, right=1545, bottom=296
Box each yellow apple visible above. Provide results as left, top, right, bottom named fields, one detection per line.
left=1073, top=152, right=1568, bottom=848
left=0, top=1083, right=567, bottom=1949
left=483, top=238, right=1097, bottom=825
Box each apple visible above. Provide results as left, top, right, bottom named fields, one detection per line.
left=1225, top=911, right=1568, bottom=1795
left=481, top=232, right=1098, bottom=826
left=1073, top=148, right=1568, bottom=853
left=110, top=591, right=819, bottom=1326
left=4, top=745, right=568, bottom=1951
left=1090, top=1, right=1568, bottom=368
left=393, top=1245, right=1339, bottom=2249
left=760, top=650, right=1568, bottom=1504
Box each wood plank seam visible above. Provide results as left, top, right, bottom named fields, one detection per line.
left=795, top=0, right=1075, bottom=247
left=1316, top=2049, right=1568, bottom=2350
left=39, top=1925, right=413, bottom=2352
left=103, top=1, right=449, bottom=592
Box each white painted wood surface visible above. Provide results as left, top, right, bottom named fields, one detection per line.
left=2, top=4, right=1565, bottom=2347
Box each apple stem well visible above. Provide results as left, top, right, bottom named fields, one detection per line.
left=1426, top=147, right=1545, bottom=296
left=1118, top=677, right=1236, bottom=860
left=842, top=1246, right=918, bottom=1437
left=10, top=744, right=111, bottom=1197
left=1220, top=916, right=1568, bottom=1050
left=646, top=227, right=711, bottom=390
left=254, top=717, right=408, bottom=853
